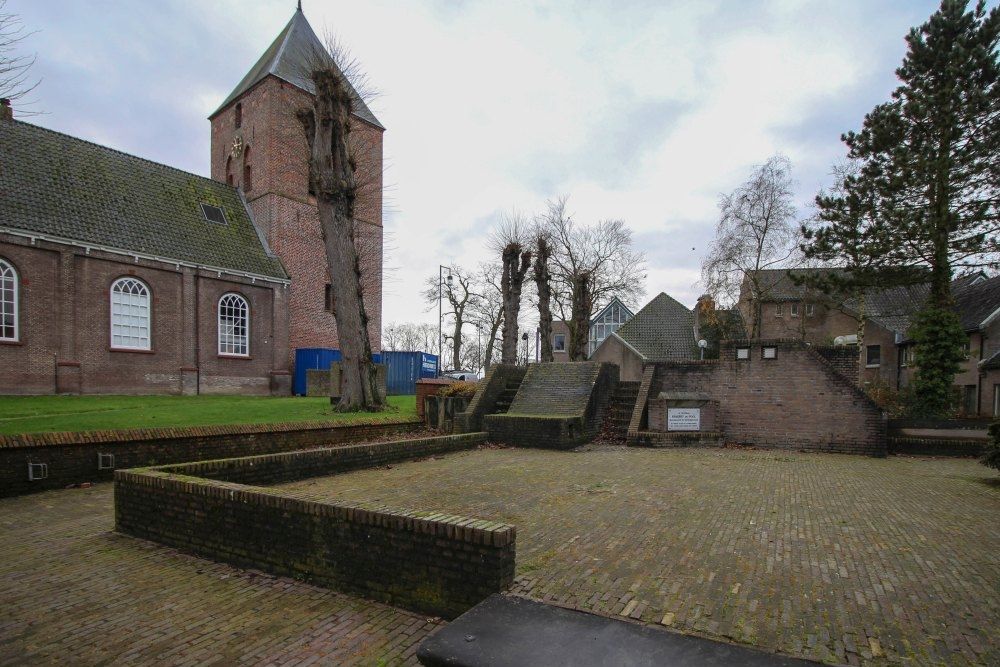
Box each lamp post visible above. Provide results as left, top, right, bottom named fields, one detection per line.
left=476, top=322, right=483, bottom=375
left=438, top=265, right=452, bottom=374
left=698, top=338, right=708, bottom=360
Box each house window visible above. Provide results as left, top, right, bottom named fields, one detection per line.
left=110, top=277, right=151, bottom=350
left=901, top=345, right=914, bottom=367
left=324, top=284, right=334, bottom=313
left=866, top=344, right=881, bottom=367
left=0, top=258, right=18, bottom=341
left=736, top=347, right=750, bottom=360
left=790, top=303, right=799, bottom=317
left=805, top=303, right=815, bottom=316
left=242, top=146, right=253, bottom=192
left=588, top=301, right=631, bottom=355
left=234, top=102, right=242, bottom=129
left=960, top=340, right=971, bottom=360
left=762, top=346, right=777, bottom=359
left=961, top=385, right=977, bottom=415
left=775, top=303, right=783, bottom=316
left=553, top=333, right=566, bottom=352
left=218, top=293, right=250, bottom=357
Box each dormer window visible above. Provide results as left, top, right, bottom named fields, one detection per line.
left=234, top=102, right=242, bottom=129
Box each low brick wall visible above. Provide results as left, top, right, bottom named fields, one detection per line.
left=1, top=419, right=421, bottom=497
left=484, top=414, right=589, bottom=450
left=455, top=365, right=525, bottom=433
left=888, top=437, right=984, bottom=457
left=115, top=433, right=515, bottom=619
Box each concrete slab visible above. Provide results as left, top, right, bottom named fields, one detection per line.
left=417, top=595, right=818, bottom=667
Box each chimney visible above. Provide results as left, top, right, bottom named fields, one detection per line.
left=694, top=293, right=711, bottom=341
left=0, top=99, right=12, bottom=121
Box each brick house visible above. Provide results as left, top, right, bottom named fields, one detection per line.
left=0, top=7, right=383, bottom=395
left=590, top=293, right=698, bottom=381
left=738, top=268, right=1000, bottom=416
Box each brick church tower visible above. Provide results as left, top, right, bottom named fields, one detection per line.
left=208, top=6, right=384, bottom=368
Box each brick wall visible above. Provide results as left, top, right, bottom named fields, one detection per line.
left=455, top=365, right=526, bottom=433
left=0, top=419, right=420, bottom=497
left=815, top=345, right=860, bottom=385
left=633, top=340, right=886, bottom=455
left=114, top=433, right=515, bottom=618
left=0, top=234, right=289, bottom=396
left=210, top=76, right=384, bottom=366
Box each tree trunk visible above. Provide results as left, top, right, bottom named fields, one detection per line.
left=533, top=236, right=554, bottom=362
left=451, top=316, right=463, bottom=371
left=298, top=68, right=381, bottom=411
left=855, top=288, right=866, bottom=385
left=500, top=243, right=531, bottom=364
left=567, top=272, right=592, bottom=361
left=483, top=316, right=502, bottom=371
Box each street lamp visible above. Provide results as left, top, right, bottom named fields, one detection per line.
left=438, top=265, right=452, bottom=374
left=698, top=338, right=708, bottom=360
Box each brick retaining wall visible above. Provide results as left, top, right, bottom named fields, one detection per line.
left=1, top=419, right=421, bottom=497
left=633, top=341, right=885, bottom=456
left=114, top=433, right=514, bottom=618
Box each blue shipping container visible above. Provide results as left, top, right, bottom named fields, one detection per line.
left=292, top=348, right=383, bottom=396
left=383, top=351, right=439, bottom=395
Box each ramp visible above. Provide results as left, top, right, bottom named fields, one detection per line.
left=417, top=595, right=817, bottom=667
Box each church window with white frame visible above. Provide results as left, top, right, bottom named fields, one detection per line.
left=0, top=258, right=18, bottom=342
left=218, top=293, right=250, bottom=356
left=110, top=277, right=151, bottom=350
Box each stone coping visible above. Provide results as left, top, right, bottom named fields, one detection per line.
left=0, top=417, right=421, bottom=449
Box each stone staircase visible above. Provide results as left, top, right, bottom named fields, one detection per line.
left=605, top=381, right=639, bottom=439
left=492, top=382, right=520, bottom=415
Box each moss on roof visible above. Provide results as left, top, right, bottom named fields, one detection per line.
left=0, top=120, right=287, bottom=280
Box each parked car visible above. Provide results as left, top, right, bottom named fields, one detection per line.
left=441, top=369, right=480, bottom=381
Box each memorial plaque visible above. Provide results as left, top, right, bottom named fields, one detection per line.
left=667, top=407, right=700, bottom=431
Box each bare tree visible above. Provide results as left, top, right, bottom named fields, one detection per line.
left=701, top=155, right=800, bottom=338
left=297, top=43, right=382, bottom=411
left=0, top=0, right=39, bottom=112
left=532, top=232, right=554, bottom=362
left=491, top=213, right=532, bottom=365
left=542, top=197, right=646, bottom=360
left=422, top=266, right=477, bottom=370
left=382, top=322, right=437, bottom=352
left=468, top=262, right=505, bottom=372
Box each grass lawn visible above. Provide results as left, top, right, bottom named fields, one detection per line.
left=0, top=394, right=417, bottom=435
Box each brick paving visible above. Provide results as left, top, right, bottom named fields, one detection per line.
left=0, top=485, right=441, bottom=666
left=282, top=446, right=1000, bottom=666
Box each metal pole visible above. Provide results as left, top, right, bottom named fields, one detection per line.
left=438, top=265, right=442, bottom=373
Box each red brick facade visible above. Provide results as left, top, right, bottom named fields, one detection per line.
left=209, top=76, right=384, bottom=367
left=0, top=233, right=290, bottom=395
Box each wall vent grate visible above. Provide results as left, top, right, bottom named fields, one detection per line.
left=27, top=462, right=48, bottom=481
left=97, top=453, right=115, bottom=470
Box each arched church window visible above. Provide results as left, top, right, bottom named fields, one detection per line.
left=110, top=277, right=151, bottom=350
left=218, top=293, right=250, bottom=357
left=234, top=102, right=242, bottom=129
left=0, top=257, right=18, bottom=342
left=243, top=146, right=253, bottom=192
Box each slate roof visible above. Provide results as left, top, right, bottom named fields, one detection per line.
left=981, top=349, right=1000, bottom=371
left=848, top=283, right=929, bottom=335
left=0, top=119, right=288, bottom=280
left=749, top=268, right=850, bottom=301
left=211, top=8, right=383, bottom=129
left=953, top=274, right=1000, bottom=332
left=612, top=292, right=696, bottom=361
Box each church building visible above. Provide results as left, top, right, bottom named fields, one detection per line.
left=0, top=7, right=383, bottom=395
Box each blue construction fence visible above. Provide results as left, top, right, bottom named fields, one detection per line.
left=293, top=348, right=438, bottom=396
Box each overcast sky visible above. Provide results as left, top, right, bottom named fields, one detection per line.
left=13, top=0, right=955, bottom=326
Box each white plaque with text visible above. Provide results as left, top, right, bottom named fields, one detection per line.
left=667, top=408, right=700, bottom=432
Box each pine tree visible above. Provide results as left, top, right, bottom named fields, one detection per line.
left=838, top=0, right=1000, bottom=415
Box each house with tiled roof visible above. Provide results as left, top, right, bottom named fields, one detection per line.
left=590, top=293, right=698, bottom=381
left=0, top=6, right=383, bottom=395
left=737, top=268, right=1000, bottom=416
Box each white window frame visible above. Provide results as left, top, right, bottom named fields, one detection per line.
left=775, top=303, right=783, bottom=317
left=218, top=292, right=250, bottom=357
left=736, top=347, right=750, bottom=360
left=762, top=346, right=777, bottom=359
left=790, top=303, right=799, bottom=317
left=805, top=303, right=815, bottom=316
left=0, top=258, right=18, bottom=342
left=553, top=333, right=566, bottom=352
left=110, top=277, right=151, bottom=351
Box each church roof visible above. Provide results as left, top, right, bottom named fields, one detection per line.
left=211, top=8, right=383, bottom=129
left=0, top=119, right=288, bottom=281
left=612, top=292, right=696, bottom=361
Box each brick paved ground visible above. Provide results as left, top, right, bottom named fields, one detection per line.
left=0, top=485, right=441, bottom=666
left=282, top=446, right=1000, bottom=666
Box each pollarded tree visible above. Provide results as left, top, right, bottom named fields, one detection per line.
left=542, top=197, right=645, bottom=360
left=491, top=213, right=532, bottom=365
left=468, top=261, right=505, bottom=372
left=532, top=232, right=555, bottom=363
left=701, top=155, right=800, bottom=338
left=297, top=44, right=382, bottom=411
left=843, top=0, right=1000, bottom=414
